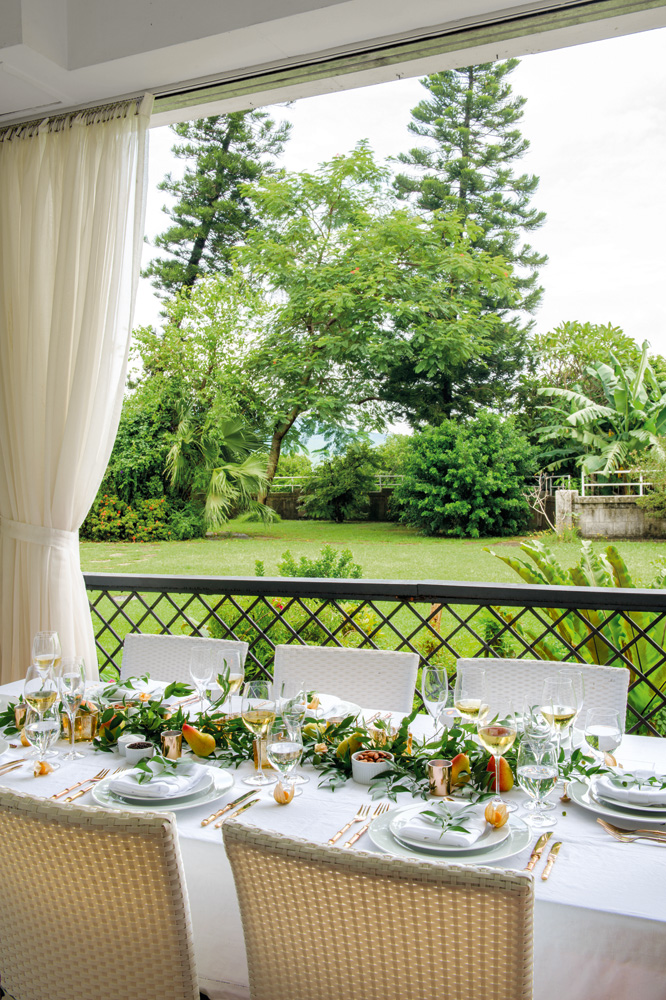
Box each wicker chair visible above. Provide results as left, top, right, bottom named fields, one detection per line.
left=273, top=644, right=419, bottom=713
left=120, top=632, right=249, bottom=684
left=0, top=789, right=199, bottom=1000
left=457, top=656, right=630, bottom=729
left=223, top=823, right=534, bottom=1000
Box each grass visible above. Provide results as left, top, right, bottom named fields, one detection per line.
left=80, top=519, right=666, bottom=587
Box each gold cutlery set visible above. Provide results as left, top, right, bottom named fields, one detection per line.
left=596, top=818, right=666, bottom=845
left=525, top=832, right=562, bottom=880
left=328, top=803, right=390, bottom=847
left=201, top=790, right=260, bottom=827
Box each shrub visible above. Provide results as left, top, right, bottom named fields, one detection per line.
left=298, top=444, right=379, bottom=523
left=394, top=411, right=536, bottom=538
left=272, top=545, right=362, bottom=579
left=81, top=495, right=206, bottom=542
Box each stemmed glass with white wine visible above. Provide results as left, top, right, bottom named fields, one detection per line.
left=24, top=663, right=59, bottom=757
left=241, top=679, right=277, bottom=786
left=24, top=706, right=61, bottom=768
left=541, top=675, right=578, bottom=760
left=266, top=720, right=303, bottom=796
left=421, top=665, right=450, bottom=731
left=477, top=693, right=518, bottom=810
left=454, top=665, right=485, bottom=724
left=224, top=651, right=244, bottom=700
left=58, top=657, right=86, bottom=761
left=31, top=632, right=58, bottom=674
left=558, top=668, right=585, bottom=748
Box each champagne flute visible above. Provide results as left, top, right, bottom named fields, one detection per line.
left=517, top=740, right=558, bottom=829
left=541, top=675, right=577, bottom=760
left=421, top=665, right=449, bottom=729
left=266, top=720, right=303, bottom=796
left=58, top=657, right=86, bottom=761
left=477, top=694, right=518, bottom=809
left=454, top=665, right=485, bottom=723
left=280, top=680, right=309, bottom=785
left=584, top=709, right=622, bottom=759
left=241, top=680, right=277, bottom=786
left=31, top=632, right=56, bottom=674
left=189, top=647, right=216, bottom=716
left=24, top=707, right=61, bottom=769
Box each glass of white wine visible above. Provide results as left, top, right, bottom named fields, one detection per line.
left=241, top=679, right=277, bottom=786
left=58, top=657, right=86, bottom=761
left=477, top=695, right=518, bottom=809
left=24, top=706, right=61, bottom=768
left=225, top=651, right=244, bottom=700
left=31, top=632, right=57, bottom=674
left=584, top=708, right=622, bottom=760
left=24, top=664, right=59, bottom=757
left=266, top=720, right=303, bottom=796
left=541, top=675, right=578, bottom=760
left=517, top=740, right=558, bottom=829
left=454, top=665, right=485, bottom=724
left=558, top=668, right=585, bottom=748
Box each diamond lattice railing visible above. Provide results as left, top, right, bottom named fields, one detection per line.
left=84, top=573, right=666, bottom=735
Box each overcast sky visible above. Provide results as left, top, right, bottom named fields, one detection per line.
left=136, top=24, right=666, bottom=358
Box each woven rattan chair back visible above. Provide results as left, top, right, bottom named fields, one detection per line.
left=273, top=644, right=419, bottom=713
left=121, top=632, right=249, bottom=683
left=0, top=789, right=199, bottom=1000
left=458, top=656, right=630, bottom=729
left=224, top=823, right=534, bottom=1000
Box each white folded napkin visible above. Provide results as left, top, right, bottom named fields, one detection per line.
left=594, top=771, right=666, bottom=807
left=110, top=760, right=209, bottom=799
left=396, top=805, right=487, bottom=848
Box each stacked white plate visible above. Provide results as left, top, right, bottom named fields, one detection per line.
left=92, top=766, right=234, bottom=812
left=570, top=774, right=666, bottom=826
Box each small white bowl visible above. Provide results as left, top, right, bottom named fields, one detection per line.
left=117, top=732, right=147, bottom=756
left=125, top=742, right=155, bottom=765
left=351, top=750, right=394, bottom=785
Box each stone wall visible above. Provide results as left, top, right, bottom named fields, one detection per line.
left=556, top=490, right=666, bottom=539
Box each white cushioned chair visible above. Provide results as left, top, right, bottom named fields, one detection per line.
left=224, top=822, right=535, bottom=1000
left=273, top=643, right=419, bottom=713
left=0, top=789, right=199, bottom=1000
left=120, top=632, right=249, bottom=684
left=457, top=656, right=630, bottom=730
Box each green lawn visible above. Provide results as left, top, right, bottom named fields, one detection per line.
left=80, top=519, right=666, bottom=587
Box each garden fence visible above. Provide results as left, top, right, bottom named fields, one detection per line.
left=85, top=573, right=666, bottom=735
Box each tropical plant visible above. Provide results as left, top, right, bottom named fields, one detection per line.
left=538, top=341, right=666, bottom=474
left=485, top=538, right=666, bottom=732
left=255, top=545, right=362, bottom=580
left=298, top=443, right=380, bottom=523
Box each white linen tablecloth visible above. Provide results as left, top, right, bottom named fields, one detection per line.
left=1, top=680, right=665, bottom=999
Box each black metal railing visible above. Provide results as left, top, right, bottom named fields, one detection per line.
left=84, top=573, right=666, bottom=736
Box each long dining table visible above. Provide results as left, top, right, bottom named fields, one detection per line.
left=1, top=678, right=665, bottom=1000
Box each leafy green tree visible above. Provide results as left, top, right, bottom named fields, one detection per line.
left=298, top=443, right=380, bottom=523
left=394, top=411, right=536, bottom=537
left=142, top=112, right=290, bottom=297
left=538, top=341, right=666, bottom=473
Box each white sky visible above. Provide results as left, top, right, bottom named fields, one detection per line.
left=136, top=24, right=666, bottom=357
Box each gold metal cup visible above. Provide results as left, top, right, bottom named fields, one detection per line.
left=161, top=730, right=182, bottom=760
left=14, top=704, right=27, bottom=729
left=61, top=707, right=99, bottom=742
left=428, top=758, right=453, bottom=797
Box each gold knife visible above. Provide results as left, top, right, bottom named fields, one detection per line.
left=541, top=841, right=562, bottom=881
left=201, top=790, right=256, bottom=826
left=214, top=797, right=259, bottom=827
left=525, top=832, right=552, bottom=871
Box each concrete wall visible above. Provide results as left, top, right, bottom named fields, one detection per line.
left=557, top=490, right=666, bottom=539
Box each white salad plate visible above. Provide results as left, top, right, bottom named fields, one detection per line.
left=92, top=766, right=234, bottom=812
left=369, top=805, right=530, bottom=864
left=389, top=802, right=511, bottom=854
left=569, top=779, right=666, bottom=826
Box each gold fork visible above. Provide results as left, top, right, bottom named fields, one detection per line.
left=597, top=818, right=666, bottom=845
left=52, top=768, right=110, bottom=800
left=64, top=767, right=125, bottom=802
left=345, top=802, right=391, bottom=847
left=328, top=804, right=371, bottom=844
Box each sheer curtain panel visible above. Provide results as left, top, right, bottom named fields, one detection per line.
left=0, top=96, right=152, bottom=682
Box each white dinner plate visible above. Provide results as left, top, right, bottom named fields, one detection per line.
left=389, top=802, right=511, bottom=854
left=92, top=766, right=234, bottom=812
left=109, top=769, right=214, bottom=803
left=307, top=694, right=361, bottom=722
left=569, top=779, right=666, bottom=826
left=590, top=776, right=666, bottom=814
left=369, top=807, right=530, bottom=864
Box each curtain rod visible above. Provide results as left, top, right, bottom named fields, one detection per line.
left=0, top=95, right=152, bottom=142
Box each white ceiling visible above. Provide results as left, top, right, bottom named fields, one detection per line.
left=1, top=0, right=665, bottom=126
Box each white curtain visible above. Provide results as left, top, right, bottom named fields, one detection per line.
left=0, top=95, right=153, bottom=682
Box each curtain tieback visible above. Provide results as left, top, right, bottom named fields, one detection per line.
left=1, top=518, right=78, bottom=551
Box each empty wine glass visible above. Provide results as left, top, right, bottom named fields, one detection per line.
left=189, top=647, right=216, bottom=716
left=477, top=693, right=518, bottom=810
left=24, top=707, right=61, bottom=769
left=266, top=720, right=303, bottom=796
left=584, top=708, right=622, bottom=760
left=58, top=657, right=86, bottom=760
left=454, top=665, right=485, bottom=724
left=517, top=740, right=558, bottom=829
left=241, top=679, right=277, bottom=786
left=279, top=680, right=309, bottom=785
left=421, top=665, right=449, bottom=729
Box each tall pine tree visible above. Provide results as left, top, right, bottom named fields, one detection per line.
left=143, top=111, right=291, bottom=297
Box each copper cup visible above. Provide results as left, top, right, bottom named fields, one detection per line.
left=428, top=758, right=453, bottom=796
left=161, top=731, right=182, bottom=760
left=14, top=704, right=27, bottom=730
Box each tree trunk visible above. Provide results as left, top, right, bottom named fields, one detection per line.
left=257, top=430, right=285, bottom=504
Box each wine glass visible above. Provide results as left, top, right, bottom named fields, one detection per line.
left=541, top=675, right=578, bottom=759
left=558, top=668, right=585, bottom=747
left=266, top=720, right=303, bottom=796
left=241, top=679, right=277, bottom=786
left=24, top=664, right=58, bottom=756
left=58, top=657, right=86, bottom=761
left=454, top=665, right=485, bottom=723
left=421, top=665, right=449, bottom=728
left=189, top=646, right=216, bottom=716
left=279, top=680, right=309, bottom=785
left=24, top=707, right=61, bottom=769
left=225, top=651, right=244, bottom=701
left=522, top=699, right=557, bottom=812
left=517, top=740, right=558, bottom=829
left=477, top=694, right=518, bottom=810
left=31, top=632, right=57, bottom=674
left=584, top=709, right=622, bottom=760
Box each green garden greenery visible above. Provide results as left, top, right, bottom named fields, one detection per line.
left=394, top=411, right=536, bottom=537
left=298, top=444, right=379, bottom=523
